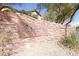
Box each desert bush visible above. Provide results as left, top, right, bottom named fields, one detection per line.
left=61, top=31, right=79, bottom=49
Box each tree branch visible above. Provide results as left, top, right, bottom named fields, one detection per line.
left=66, top=4, right=79, bottom=25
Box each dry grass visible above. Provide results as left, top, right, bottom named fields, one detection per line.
left=61, top=31, right=79, bottom=50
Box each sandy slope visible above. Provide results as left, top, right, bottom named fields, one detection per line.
left=0, top=12, right=76, bottom=56
left=11, top=15, right=75, bottom=56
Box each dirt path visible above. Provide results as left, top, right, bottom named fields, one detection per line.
left=12, top=36, right=76, bottom=56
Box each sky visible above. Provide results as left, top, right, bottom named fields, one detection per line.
left=12, top=3, right=37, bottom=10
left=12, top=3, right=79, bottom=26
left=70, top=10, right=79, bottom=26
left=12, top=3, right=47, bottom=15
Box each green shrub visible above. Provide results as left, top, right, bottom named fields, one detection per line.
left=62, top=32, right=79, bottom=49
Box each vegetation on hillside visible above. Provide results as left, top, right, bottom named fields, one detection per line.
left=61, top=29, right=79, bottom=50
left=37, top=3, right=79, bottom=24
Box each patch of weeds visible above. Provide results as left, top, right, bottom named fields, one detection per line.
left=61, top=32, right=79, bottom=49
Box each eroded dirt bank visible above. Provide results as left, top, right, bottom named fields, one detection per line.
left=0, top=12, right=76, bottom=56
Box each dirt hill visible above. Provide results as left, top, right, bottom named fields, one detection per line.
left=0, top=12, right=76, bottom=56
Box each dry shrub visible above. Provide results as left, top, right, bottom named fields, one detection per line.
left=61, top=31, right=79, bottom=49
